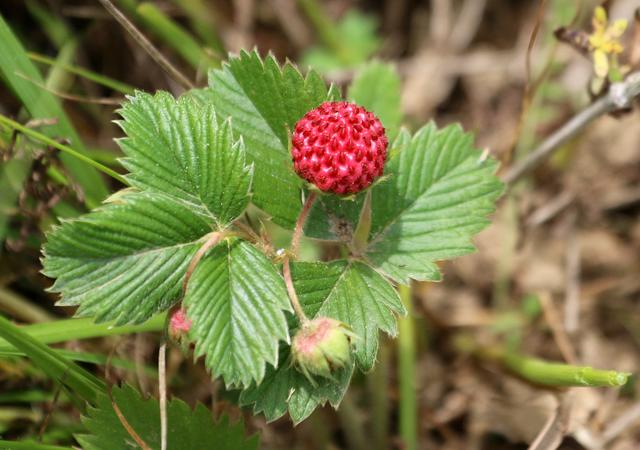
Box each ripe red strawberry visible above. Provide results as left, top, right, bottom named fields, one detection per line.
left=291, top=101, right=388, bottom=195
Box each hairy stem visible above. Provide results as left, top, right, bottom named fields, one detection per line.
left=398, top=284, right=417, bottom=450
left=283, top=193, right=317, bottom=325
left=182, top=231, right=224, bottom=294
left=290, top=192, right=317, bottom=258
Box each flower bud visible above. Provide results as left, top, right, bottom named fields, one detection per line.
left=291, top=317, right=352, bottom=381
left=169, top=308, right=192, bottom=341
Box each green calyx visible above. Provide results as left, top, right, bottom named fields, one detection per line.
left=291, top=317, right=353, bottom=382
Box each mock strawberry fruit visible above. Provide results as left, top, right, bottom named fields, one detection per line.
left=291, top=102, right=388, bottom=195
left=291, top=317, right=352, bottom=381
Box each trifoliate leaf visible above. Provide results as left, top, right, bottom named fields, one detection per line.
left=239, top=346, right=353, bottom=424
left=348, top=61, right=402, bottom=140
left=291, top=260, right=405, bottom=371
left=43, top=192, right=212, bottom=325
left=206, top=50, right=339, bottom=229
left=367, top=124, right=504, bottom=284
left=76, top=384, right=258, bottom=450
left=184, top=239, right=291, bottom=387
left=118, top=91, right=252, bottom=227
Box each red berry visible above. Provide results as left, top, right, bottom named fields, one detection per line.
left=291, top=102, right=388, bottom=195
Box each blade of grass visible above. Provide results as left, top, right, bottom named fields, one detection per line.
left=0, top=114, right=126, bottom=184
left=28, top=53, right=135, bottom=95
left=0, top=314, right=165, bottom=352
left=0, top=348, right=158, bottom=377
left=0, top=14, right=109, bottom=208
left=170, top=0, right=225, bottom=53
left=0, top=441, right=72, bottom=450
left=0, top=287, right=56, bottom=323
left=136, top=2, right=220, bottom=70
left=0, top=314, right=104, bottom=404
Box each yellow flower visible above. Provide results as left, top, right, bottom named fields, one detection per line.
left=588, top=6, right=627, bottom=78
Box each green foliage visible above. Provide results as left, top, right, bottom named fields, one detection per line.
left=366, top=124, right=504, bottom=284
left=240, top=350, right=353, bottom=424
left=0, top=314, right=104, bottom=405
left=185, top=239, right=291, bottom=387
left=76, top=384, right=258, bottom=450
left=348, top=61, right=402, bottom=140
left=205, top=50, right=339, bottom=228
left=117, top=91, right=252, bottom=227
left=302, top=10, right=380, bottom=72
left=292, top=261, right=405, bottom=371
left=43, top=192, right=211, bottom=325
left=0, top=13, right=108, bottom=207
left=42, top=50, right=503, bottom=425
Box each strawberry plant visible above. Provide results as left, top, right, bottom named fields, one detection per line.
left=39, top=50, right=502, bottom=433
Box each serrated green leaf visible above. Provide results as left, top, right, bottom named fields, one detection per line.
left=206, top=49, right=339, bottom=229
left=184, top=239, right=291, bottom=387
left=239, top=346, right=353, bottom=424
left=76, top=384, right=258, bottom=450
left=118, top=91, right=252, bottom=227
left=348, top=61, right=402, bottom=140
left=291, top=260, right=404, bottom=371
left=43, top=192, right=212, bottom=325
left=366, top=124, right=504, bottom=284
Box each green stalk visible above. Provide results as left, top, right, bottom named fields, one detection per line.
left=170, top=0, right=225, bottom=53
left=136, top=2, right=220, bottom=70
left=0, top=12, right=109, bottom=207
left=28, top=52, right=135, bottom=94
left=0, top=287, right=56, bottom=323
left=0, top=315, right=104, bottom=404
left=0, top=114, right=126, bottom=184
left=367, top=339, right=390, bottom=450
left=457, top=336, right=630, bottom=387
left=296, top=0, right=351, bottom=63
left=336, top=392, right=366, bottom=450
left=0, top=441, right=71, bottom=450
left=397, top=284, right=417, bottom=450
left=0, top=313, right=166, bottom=352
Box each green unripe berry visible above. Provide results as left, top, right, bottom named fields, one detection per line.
left=291, top=317, right=352, bottom=381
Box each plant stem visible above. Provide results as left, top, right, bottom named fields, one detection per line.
left=336, top=392, right=367, bottom=450
left=158, top=342, right=167, bottom=450
left=0, top=314, right=166, bottom=352
left=182, top=231, right=223, bottom=293
left=397, top=284, right=417, bottom=450
left=351, top=189, right=372, bottom=255
left=0, top=114, right=127, bottom=184
left=283, top=192, right=317, bottom=325
left=283, top=257, right=309, bottom=325
left=503, top=71, right=640, bottom=184
left=28, top=52, right=135, bottom=94
left=290, top=192, right=317, bottom=258
left=136, top=2, right=220, bottom=70
left=367, top=339, right=390, bottom=450
left=98, top=0, right=194, bottom=90
left=457, top=336, right=631, bottom=387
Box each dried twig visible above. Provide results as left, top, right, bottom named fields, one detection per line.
left=502, top=72, right=640, bottom=184
left=97, top=0, right=194, bottom=90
